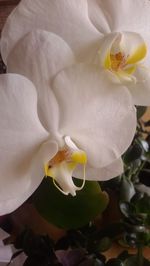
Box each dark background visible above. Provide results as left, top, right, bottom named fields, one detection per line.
left=0, top=0, right=20, bottom=33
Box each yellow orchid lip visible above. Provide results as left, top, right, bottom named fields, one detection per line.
left=104, top=45, right=147, bottom=72
left=126, top=43, right=147, bottom=65
left=101, top=32, right=147, bottom=82
left=44, top=137, right=87, bottom=196
left=71, top=150, right=87, bottom=164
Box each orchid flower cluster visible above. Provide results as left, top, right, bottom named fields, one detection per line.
left=0, top=0, right=150, bottom=216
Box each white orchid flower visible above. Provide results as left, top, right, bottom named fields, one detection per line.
left=0, top=31, right=136, bottom=215
left=0, top=1, right=138, bottom=215
left=1, top=0, right=150, bottom=106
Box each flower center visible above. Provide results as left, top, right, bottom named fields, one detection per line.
left=99, top=32, right=147, bottom=82
left=48, top=148, right=71, bottom=167
left=44, top=136, right=87, bottom=196
left=110, top=52, right=126, bottom=72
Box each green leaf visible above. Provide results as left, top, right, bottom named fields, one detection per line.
left=136, top=194, right=150, bottom=214
left=106, top=258, right=123, bottom=266
left=33, top=178, right=109, bottom=229
left=139, top=140, right=149, bottom=153
left=124, top=256, right=138, bottom=266
left=96, top=237, right=112, bottom=252
left=120, top=178, right=135, bottom=202
left=119, top=202, right=135, bottom=218
left=123, top=143, right=143, bottom=165
left=124, top=256, right=150, bottom=266
left=117, top=250, right=130, bottom=261
left=136, top=106, right=147, bottom=119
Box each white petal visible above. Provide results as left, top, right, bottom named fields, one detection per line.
left=87, top=0, right=114, bottom=33
left=88, top=0, right=150, bottom=36
left=74, top=158, right=123, bottom=181
left=98, top=32, right=121, bottom=67
left=89, top=0, right=150, bottom=65
left=87, top=0, right=112, bottom=33
left=7, top=30, right=75, bottom=132
left=48, top=161, right=78, bottom=197
left=127, top=65, right=150, bottom=106
left=0, top=140, right=58, bottom=215
left=1, top=0, right=101, bottom=63
left=52, top=64, right=136, bottom=168
left=0, top=74, right=54, bottom=215
left=65, top=136, right=79, bottom=151
left=120, top=32, right=147, bottom=64
left=98, top=32, right=147, bottom=68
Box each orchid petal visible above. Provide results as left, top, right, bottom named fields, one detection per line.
left=98, top=32, right=147, bottom=69
left=7, top=30, right=75, bottom=132
left=74, top=158, right=123, bottom=181
left=98, top=32, right=121, bottom=68
left=52, top=64, right=136, bottom=168
left=0, top=140, right=58, bottom=215
left=44, top=136, right=87, bottom=196
left=88, top=0, right=150, bottom=40
left=88, top=0, right=150, bottom=67
left=0, top=74, right=58, bottom=215
left=88, top=0, right=118, bottom=33
left=87, top=0, right=111, bottom=34
left=127, top=65, right=150, bottom=106
left=120, top=32, right=147, bottom=65
left=1, top=0, right=101, bottom=63
left=46, top=161, right=78, bottom=197
left=65, top=136, right=87, bottom=165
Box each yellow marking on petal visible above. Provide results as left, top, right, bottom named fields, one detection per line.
left=104, top=51, right=111, bottom=69
left=124, top=65, right=136, bottom=75
left=44, top=162, right=57, bottom=178
left=126, top=43, right=147, bottom=65
left=46, top=167, right=54, bottom=178
left=44, top=163, right=49, bottom=177
left=43, top=141, right=87, bottom=196
left=67, top=162, right=77, bottom=170
left=117, top=70, right=137, bottom=83
left=71, top=151, right=87, bottom=164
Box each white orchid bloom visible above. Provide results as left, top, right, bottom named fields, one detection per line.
left=1, top=0, right=150, bottom=106
left=0, top=31, right=136, bottom=215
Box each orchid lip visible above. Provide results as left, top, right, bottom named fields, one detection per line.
left=99, top=32, right=147, bottom=83
left=44, top=136, right=87, bottom=196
